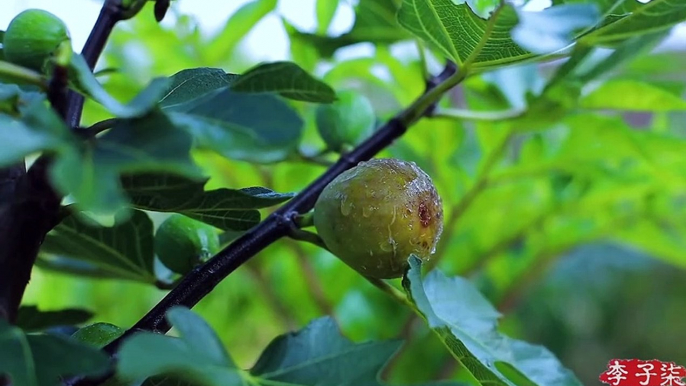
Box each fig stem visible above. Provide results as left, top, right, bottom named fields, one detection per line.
left=293, top=212, right=315, bottom=228
left=65, top=0, right=124, bottom=127
left=365, top=277, right=412, bottom=307
left=288, top=228, right=330, bottom=251
left=0, top=60, right=47, bottom=89
left=291, top=149, right=335, bottom=167
left=397, top=63, right=464, bottom=126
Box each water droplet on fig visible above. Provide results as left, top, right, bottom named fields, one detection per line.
left=379, top=238, right=396, bottom=252
left=340, top=195, right=353, bottom=216
left=362, top=205, right=375, bottom=217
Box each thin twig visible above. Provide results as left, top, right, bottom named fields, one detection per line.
left=82, top=118, right=118, bottom=136
left=432, top=107, right=526, bottom=121
left=290, top=242, right=338, bottom=321
left=244, top=262, right=299, bottom=330
left=427, top=128, right=515, bottom=270
left=289, top=149, right=335, bottom=167
left=287, top=228, right=330, bottom=250
left=65, top=0, right=123, bottom=127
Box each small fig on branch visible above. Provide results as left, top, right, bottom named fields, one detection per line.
left=3, top=9, right=70, bottom=72
left=155, top=214, right=220, bottom=275
left=313, top=158, right=443, bottom=279
left=315, top=90, right=375, bottom=152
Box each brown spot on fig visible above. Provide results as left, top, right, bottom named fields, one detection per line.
left=418, top=202, right=431, bottom=227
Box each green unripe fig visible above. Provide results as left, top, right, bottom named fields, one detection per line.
left=155, top=214, right=220, bottom=275
left=313, top=158, right=443, bottom=279
left=3, top=9, right=70, bottom=71
left=315, top=90, right=375, bottom=152
left=71, top=323, right=125, bottom=349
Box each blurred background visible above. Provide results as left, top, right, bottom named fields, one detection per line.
left=3, top=0, right=686, bottom=385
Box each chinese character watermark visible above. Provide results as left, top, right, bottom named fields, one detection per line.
left=600, top=360, right=686, bottom=386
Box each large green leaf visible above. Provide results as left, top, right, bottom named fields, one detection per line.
left=0, top=321, right=110, bottom=386
left=289, top=0, right=411, bottom=58
left=159, top=68, right=239, bottom=109
left=165, top=88, right=304, bottom=164
left=39, top=210, right=156, bottom=283
left=16, top=306, right=94, bottom=332
left=397, top=0, right=534, bottom=71
left=118, top=307, right=466, bottom=386
left=117, top=307, right=245, bottom=385
left=122, top=173, right=294, bottom=231
left=231, top=61, right=336, bottom=103
left=403, top=257, right=583, bottom=386
left=580, top=0, right=686, bottom=46
left=51, top=110, right=202, bottom=215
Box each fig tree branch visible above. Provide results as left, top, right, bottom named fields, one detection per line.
left=65, top=0, right=124, bottom=127
left=67, top=63, right=463, bottom=383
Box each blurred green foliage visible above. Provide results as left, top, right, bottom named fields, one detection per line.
left=13, top=0, right=686, bottom=385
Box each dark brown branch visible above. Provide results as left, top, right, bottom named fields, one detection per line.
left=65, top=0, right=123, bottom=127
left=0, top=158, right=61, bottom=323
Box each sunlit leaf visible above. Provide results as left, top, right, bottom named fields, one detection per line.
left=580, top=0, right=686, bottom=46
left=316, top=0, right=340, bottom=33
left=397, top=0, right=534, bottom=71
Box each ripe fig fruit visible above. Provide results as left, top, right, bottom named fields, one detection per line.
left=155, top=214, right=220, bottom=275
left=3, top=9, right=70, bottom=71
left=315, top=90, right=375, bottom=152
left=313, top=158, right=443, bottom=279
